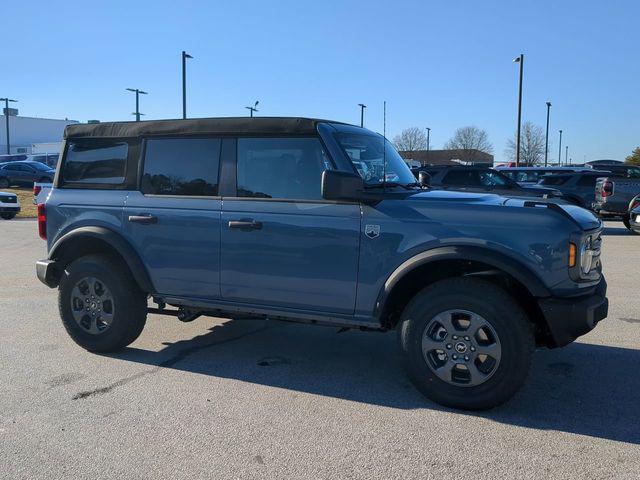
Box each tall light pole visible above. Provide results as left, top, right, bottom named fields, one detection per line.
left=126, top=88, right=147, bottom=121
left=558, top=129, right=563, bottom=165
left=358, top=103, right=367, bottom=127
left=544, top=101, right=551, bottom=167
left=245, top=101, right=259, bottom=117
left=182, top=51, right=193, bottom=119
left=565, top=145, right=569, bottom=166
left=426, top=127, right=431, bottom=152
left=1, top=97, right=17, bottom=154
left=513, top=54, right=524, bottom=167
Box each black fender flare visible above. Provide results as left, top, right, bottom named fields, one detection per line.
left=49, top=226, right=155, bottom=293
left=374, top=245, right=551, bottom=320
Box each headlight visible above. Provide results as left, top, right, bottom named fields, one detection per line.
left=579, top=236, right=594, bottom=275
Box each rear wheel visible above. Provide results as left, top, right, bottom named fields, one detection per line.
left=58, top=254, right=147, bottom=352
left=1, top=213, right=16, bottom=220
left=623, top=215, right=639, bottom=234
left=398, top=277, right=534, bottom=410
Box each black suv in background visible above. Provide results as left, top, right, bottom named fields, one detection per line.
left=420, top=166, right=563, bottom=199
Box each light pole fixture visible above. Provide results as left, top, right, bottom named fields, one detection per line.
left=513, top=54, right=524, bottom=167
left=126, top=88, right=147, bottom=121
left=358, top=103, right=367, bottom=127
left=246, top=101, right=259, bottom=117
left=182, top=51, right=193, bottom=119
left=0, top=97, right=17, bottom=154
left=558, top=129, right=563, bottom=165
left=544, top=101, right=551, bottom=167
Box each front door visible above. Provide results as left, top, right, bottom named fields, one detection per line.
left=124, top=137, right=223, bottom=299
left=220, top=137, right=361, bottom=314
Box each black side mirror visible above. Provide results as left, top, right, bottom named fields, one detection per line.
left=418, top=171, right=431, bottom=188
left=322, top=170, right=364, bottom=202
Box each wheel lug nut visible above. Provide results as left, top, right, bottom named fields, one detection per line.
left=446, top=344, right=452, bottom=350
left=452, top=335, right=458, bottom=340
left=464, top=336, right=470, bottom=341
left=464, top=355, right=469, bottom=361
left=452, top=354, right=458, bottom=360
left=470, top=346, right=476, bottom=352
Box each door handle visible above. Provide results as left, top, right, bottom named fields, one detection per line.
left=228, top=219, right=262, bottom=230
left=128, top=214, right=158, bottom=225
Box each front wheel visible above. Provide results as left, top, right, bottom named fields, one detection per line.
left=398, top=277, right=534, bottom=410
left=1, top=213, right=16, bottom=220
left=58, top=254, right=147, bottom=352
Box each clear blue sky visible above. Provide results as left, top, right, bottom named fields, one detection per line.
left=3, top=0, right=639, bottom=163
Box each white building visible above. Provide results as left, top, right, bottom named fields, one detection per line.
left=0, top=115, right=79, bottom=154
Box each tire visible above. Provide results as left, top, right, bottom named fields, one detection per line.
left=58, top=254, right=147, bottom=352
left=1, top=213, right=16, bottom=220
left=0, top=178, right=9, bottom=189
left=398, top=277, right=534, bottom=410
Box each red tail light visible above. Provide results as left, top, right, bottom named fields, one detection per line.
left=601, top=180, right=613, bottom=197
left=33, top=184, right=42, bottom=197
left=37, top=203, right=47, bottom=240
left=632, top=199, right=640, bottom=211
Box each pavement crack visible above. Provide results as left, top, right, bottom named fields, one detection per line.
left=72, top=324, right=269, bottom=400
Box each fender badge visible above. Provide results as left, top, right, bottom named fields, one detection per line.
left=365, top=224, right=380, bottom=239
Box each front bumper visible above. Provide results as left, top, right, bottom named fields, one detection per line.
left=36, top=259, right=60, bottom=288
left=0, top=205, right=20, bottom=213
left=537, top=277, right=608, bottom=347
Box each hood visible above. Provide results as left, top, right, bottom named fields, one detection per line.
left=502, top=197, right=601, bottom=230
left=404, top=189, right=600, bottom=231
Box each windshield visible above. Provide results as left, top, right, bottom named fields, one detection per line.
left=335, top=133, right=416, bottom=186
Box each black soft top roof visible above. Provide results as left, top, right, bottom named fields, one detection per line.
left=64, top=117, right=348, bottom=139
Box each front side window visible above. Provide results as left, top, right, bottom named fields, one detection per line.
left=479, top=170, right=512, bottom=187
left=63, top=139, right=128, bottom=184
left=236, top=137, right=331, bottom=200
left=335, top=133, right=415, bottom=186
left=141, top=138, right=221, bottom=196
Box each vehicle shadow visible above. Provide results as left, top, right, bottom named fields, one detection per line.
left=113, top=318, right=640, bottom=445
left=602, top=225, right=633, bottom=236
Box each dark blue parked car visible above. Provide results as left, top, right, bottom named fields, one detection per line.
left=0, top=160, right=55, bottom=188
left=35, top=117, right=608, bottom=410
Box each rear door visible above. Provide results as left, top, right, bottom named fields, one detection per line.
left=220, top=137, right=361, bottom=314
left=124, top=137, right=223, bottom=299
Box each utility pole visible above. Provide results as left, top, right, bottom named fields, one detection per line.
left=358, top=104, right=367, bottom=127
left=544, top=102, right=551, bottom=167
left=565, top=145, right=569, bottom=166
left=0, top=97, right=17, bottom=154
left=513, top=54, right=524, bottom=167
left=126, top=88, right=147, bottom=121
left=426, top=127, right=431, bottom=152
left=558, top=130, right=563, bottom=165
left=182, top=51, right=193, bottom=119
left=245, top=101, right=259, bottom=117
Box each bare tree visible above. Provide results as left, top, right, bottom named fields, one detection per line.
left=444, top=126, right=494, bottom=160
left=505, top=122, right=546, bottom=166
left=392, top=127, right=428, bottom=151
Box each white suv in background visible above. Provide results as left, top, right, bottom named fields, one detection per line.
left=0, top=191, right=20, bottom=220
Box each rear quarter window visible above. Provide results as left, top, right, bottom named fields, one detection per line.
left=539, top=175, right=569, bottom=186
left=577, top=175, right=600, bottom=187
left=62, top=139, right=128, bottom=185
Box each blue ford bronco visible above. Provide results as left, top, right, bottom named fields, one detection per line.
left=36, top=117, right=608, bottom=410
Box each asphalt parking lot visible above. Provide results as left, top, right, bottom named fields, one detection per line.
left=1, top=219, right=639, bottom=479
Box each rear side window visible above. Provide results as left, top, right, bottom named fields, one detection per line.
left=236, top=137, right=330, bottom=200
left=63, top=139, right=128, bottom=184
left=540, top=175, right=569, bottom=186
left=577, top=175, right=600, bottom=187
left=141, top=138, right=221, bottom=196
left=442, top=170, right=480, bottom=186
